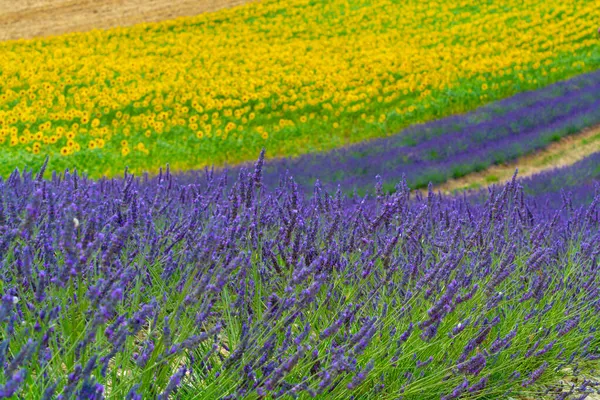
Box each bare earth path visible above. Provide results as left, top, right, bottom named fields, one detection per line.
left=0, top=0, right=254, bottom=42
left=431, top=124, right=600, bottom=194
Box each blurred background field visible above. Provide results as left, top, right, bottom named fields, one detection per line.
left=1, top=0, right=598, bottom=180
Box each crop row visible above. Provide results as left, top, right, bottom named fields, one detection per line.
left=223, top=69, right=600, bottom=194
left=0, top=155, right=599, bottom=398
left=520, top=151, right=600, bottom=208
left=1, top=0, right=599, bottom=177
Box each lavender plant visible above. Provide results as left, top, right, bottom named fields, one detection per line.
left=0, top=154, right=599, bottom=399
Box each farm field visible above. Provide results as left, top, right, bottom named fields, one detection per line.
left=1, top=0, right=600, bottom=399
left=0, top=0, right=599, bottom=178
left=433, top=123, right=600, bottom=195
left=217, top=69, right=600, bottom=194
left=0, top=155, right=599, bottom=399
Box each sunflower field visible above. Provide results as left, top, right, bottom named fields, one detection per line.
left=0, top=0, right=598, bottom=178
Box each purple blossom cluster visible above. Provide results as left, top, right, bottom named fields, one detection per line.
left=0, top=154, right=599, bottom=398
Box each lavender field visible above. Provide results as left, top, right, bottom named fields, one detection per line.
left=229, top=69, right=600, bottom=195
left=1, top=0, right=600, bottom=399
left=0, top=153, right=599, bottom=398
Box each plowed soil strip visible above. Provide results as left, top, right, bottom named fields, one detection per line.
left=432, top=124, right=600, bottom=194
left=0, top=0, right=254, bottom=42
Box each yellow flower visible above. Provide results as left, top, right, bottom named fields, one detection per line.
left=0, top=0, right=594, bottom=175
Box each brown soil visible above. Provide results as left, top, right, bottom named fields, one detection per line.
left=430, top=123, right=600, bottom=195
left=0, top=0, right=254, bottom=42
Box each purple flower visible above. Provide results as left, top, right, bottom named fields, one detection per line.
left=0, top=369, right=26, bottom=398
left=416, top=356, right=433, bottom=369
left=522, top=362, right=549, bottom=387
left=468, top=375, right=489, bottom=393
left=442, top=378, right=469, bottom=400
left=457, top=353, right=487, bottom=376
left=558, top=316, right=580, bottom=337
left=158, top=366, right=187, bottom=400
left=347, top=360, right=374, bottom=390
left=398, top=322, right=414, bottom=344
left=534, top=340, right=557, bottom=357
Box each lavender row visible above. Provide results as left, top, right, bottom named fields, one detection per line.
left=521, top=151, right=600, bottom=208
left=215, top=69, right=600, bottom=193
left=0, top=155, right=599, bottom=398
left=466, top=151, right=600, bottom=217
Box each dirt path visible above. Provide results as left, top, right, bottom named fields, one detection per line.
left=431, top=124, right=600, bottom=194
left=0, top=0, right=254, bottom=42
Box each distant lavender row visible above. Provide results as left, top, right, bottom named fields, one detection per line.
left=0, top=155, right=599, bottom=399
left=521, top=151, right=600, bottom=208
left=216, top=69, right=600, bottom=193
left=466, top=151, right=600, bottom=214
